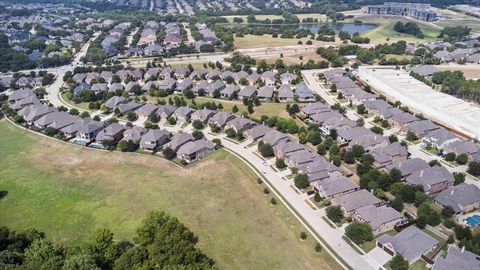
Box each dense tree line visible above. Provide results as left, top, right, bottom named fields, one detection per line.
left=0, top=211, right=215, bottom=269
left=438, top=26, right=471, bottom=42
left=393, top=22, right=423, bottom=38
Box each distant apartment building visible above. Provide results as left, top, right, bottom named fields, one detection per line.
left=365, top=2, right=438, bottom=22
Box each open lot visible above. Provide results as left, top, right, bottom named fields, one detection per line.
left=260, top=51, right=326, bottom=65
left=435, top=65, right=480, bottom=80
left=234, top=34, right=336, bottom=49
left=348, top=15, right=441, bottom=44
left=0, top=120, right=340, bottom=270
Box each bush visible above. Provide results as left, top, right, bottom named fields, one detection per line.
left=314, top=192, right=322, bottom=203
left=258, top=141, right=274, bottom=157
left=300, top=232, right=307, bottom=240
left=294, top=174, right=310, bottom=189
left=390, top=255, right=408, bottom=270
left=162, top=147, right=177, bottom=160
left=467, top=161, right=480, bottom=176
left=441, top=206, right=455, bottom=219
left=270, top=197, right=277, bottom=205
left=345, top=222, right=373, bottom=244
left=192, top=120, right=204, bottom=130
left=263, top=188, right=270, bottom=194
left=315, top=243, right=321, bottom=252
left=456, top=153, right=468, bottom=165
left=326, top=206, right=344, bottom=223
left=275, top=158, right=286, bottom=169
left=445, top=152, right=456, bottom=161
left=343, top=150, right=356, bottom=164
left=117, top=140, right=137, bottom=152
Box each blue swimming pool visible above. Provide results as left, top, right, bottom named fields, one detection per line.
left=465, top=215, right=480, bottom=227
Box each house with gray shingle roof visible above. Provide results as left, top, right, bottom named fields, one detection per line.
left=105, top=96, right=127, bottom=110
left=390, top=112, right=418, bottom=128
left=349, top=133, right=389, bottom=153
left=421, top=129, right=461, bottom=150
left=303, top=157, right=342, bottom=181
left=277, top=85, right=294, bottom=102
left=33, top=111, right=75, bottom=129
left=156, top=104, right=176, bottom=119
left=177, top=139, right=215, bottom=163
left=173, top=106, right=194, bottom=122
left=135, top=104, right=158, bottom=118
left=257, top=86, right=274, bottom=101
left=310, top=110, right=343, bottom=125
left=385, top=158, right=429, bottom=179
left=301, top=102, right=330, bottom=116
left=225, top=117, right=255, bottom=133
left=18, top=104, right=57, bottom=124
left=191, top=108, right=215, bottom=123
left=91, top=83, right=109, bottom=93
left=372, top=142, right=408, bottom=168
left=247, top=73, right=261, bottom=85
left=122, top=126, right=147, bottom=143
left=285, top=149, right=319, bottom=169
left=406, top=166, right=454, bottom=194
left=353, top=205, right=404, bottom=235
left=296, top=82, right=315, bottom=102
left=243, top=125, right=272, bottom=141
left=208, top=111, right=235, bottom=128
left=275, top=141, right=305, bottom=158
left=280, top=72, right=296, bottom=85
left=434, top=183, right=480, bottom=214
left=313, top=176, right=360, bottom=199
left=118, top=102, right=142, bottom=114
left=176, top=78, right=193, bottom=92
left=442, top=140, right=479, bottom=158
left=10, top=95, right=41, bottom=110
left=333, top=189, right=384, bottom=216
left=260, top=130, right=290, bottom=147
left=140, top=129, right=171, bottom=151
left=8, top=88, right=35, bottom=104
left=95, top=123, right=125, bottom=143
left=320, top=116, right=356, bottom=136
left=238, top=86, right=257, bottom=99
left=76, top=120, right=106, bottom=142
left=377, top=226, right=438, bottom=264
left=165, top=132, right=195, bottom=152
left=432, top=245, right=480, bottom=270
left=261, top=71, right=277, bottom=86
left=220, top=84, right=240, bottom=99
left=109, top=83, right=124, bottom=93
left=406, top=120, right=440, bottom=138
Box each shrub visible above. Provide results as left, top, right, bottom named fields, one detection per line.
left=345, top=222, right=373, bottom=244
left=315, top=243, right=321, bottom=252
left=300, top=232, right=307, bottom=240
left=445, top=152, right=456, bottom=161
left=326, top=206, right=344, bottom=223
left=162, top=147, right=176, bottom=160
left=294, top=174, right=310, bottom=189
left=270, top=197, right=277, bottom=205
left=263, top=188, right=270, bottom=194
left=275, top=158, right=286, bottom=169
left=390, top=255, right=408, bottom=270
left=456, top=153, right=468, bottom=165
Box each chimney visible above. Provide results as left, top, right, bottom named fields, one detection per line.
left=461, top=246, right=465, bottom=253
left=420, top=170, right=424, bottom=177
left=450, top=189, right=455, bottom=196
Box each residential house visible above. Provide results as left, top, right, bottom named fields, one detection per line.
left=177, top=139, right=215, bottom=163
left=156, top=104, right=176, bottom=120
left=191, top=108, right=215, bottom=123
left=406, top=120, right=441, bottom=138
left=432, top=245, right=480, bottom=270
left=421, top=129, right=461, bottom=150
left=406, top=166, right=454, bottom=194
left=261, top=71, right=276, bottom=87
left=8, top=88, right=35, bottom=105
left=109, top=83, right=124, bottom=93
left=76, top=120, right=106, bottom=143
left=333, top=189, right=384, bottom=216
left=105, top=96, right=127, bottom=110
left=390, top=112, right=418, bottom=129
left=95, top=123, right=126, bottom=143
left=91, top=83, right=109, bottom=94
left=280, top=72, right=296, bottom=85
left=165, top=132, right=195, bottom=152
left=237, top=86, right=257, bottom=99
left=377, top=226, right=438, bottom=264
left=220, top=84, right=240, bottom=99
left=208, top=111, right=235, bottom=128
left=243, top=125, right=272, bottom=141
left=260, top=130, right=290, bottom=147
left=225, top=117, right=255, bottom=133
left=173, top=107, right=194, bottom=122
left=313, top=176, right=360, bottom=199
left=275, top=141, right=305, bottom=158
left=296, top=83, right=315, bottom=102
left=285, top=150, right=319, bottom=169
left=385, top=158, right=430, bottom=179
left=442, top=140, right=479, bottom=159
left=372, top=142, right=408, bottom=168
left=122, top=126, right=147, bottom=143
left=135, top=104, right=158, bottom=118
left=434, top=183, right=480, bottom=214
left=301, top=102, right=331, bottom=116
left=257, top=86, right=274, bottom=101
left=118, top=102, right=142, bottom=115
left=353, top=205, right=405, bottom=235
left=277, top=85, right=294, bottom=102
left=140, top=129, right=171, bottom=151
left=18, top=104, right=56, bottom=124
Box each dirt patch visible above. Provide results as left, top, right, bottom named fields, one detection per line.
left=435, top=65, right=480, bottom=79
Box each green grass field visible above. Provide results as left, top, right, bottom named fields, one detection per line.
left=0, top=120, right=340, bottom=270
left=362, top=22, right=441, bottom=44
left=234, top=34, right=333, bottom=49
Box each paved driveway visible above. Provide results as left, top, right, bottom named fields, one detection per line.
left=368, top=247, right=392, bottom=267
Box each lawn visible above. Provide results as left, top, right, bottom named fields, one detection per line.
left=234, top=34, right=332, bottom=49
left=61, top=92, right=93, bottom=111
left=362, top=22, right=441, bottom=44
left=0, top=120, right=340, bottom=270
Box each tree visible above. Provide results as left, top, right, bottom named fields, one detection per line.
left=390, top=196, right=404, bottom=212
left=406, top=130, right=417, bottom=141
left=413, top=191, right=428, bottom=207
left=275, top=158, right=286, bottom=169
left=294, top=174, right=310, bottom=189
left=467, top=161, right=480, bottom=176
left=390, top=255, right=408, bottom=270
left=317, top=144, right=327, bottom=155
left=445, top=152, right=456, bottom=162
left=345, top=222, right=373, bottom=245
left=351, top=144, right=364, bottom=158
left=192, top=130, right=204, bottom=140
left=300, top=232, right=307, bottom=240
left=162, top=147, right=176, bottom=160
left=356, top=104, right=366, bottom=114
left=314, top=193, right=322, bottom=202
left=329, top=144, right=340, bottom=156
left=270, top=197, right=277, bottom=205
left=389, top=168, right=402, bottom=182
left=192, top=120, right=204, bottom=130
left=225, top=128, right=236, bottom=138
left=326, top=206, right=344, bottom=223
left=232, top=104, right=239, bottom=113
left=455, top=153, right=468, bottom=165
left=370, top=126, right=383, bottom=135
left=315, top=243, right=321, bottom=253
left=117, top=140, right=137, bottom=152
left=306, top=130, right=322, bottom=145
left=417, top=203, right=441, bottom=226
left=258, top=141, right=274, bottom=157
left=343, top=150, right=356, bottom=164
left=441, top=206, right=455, bottom=219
